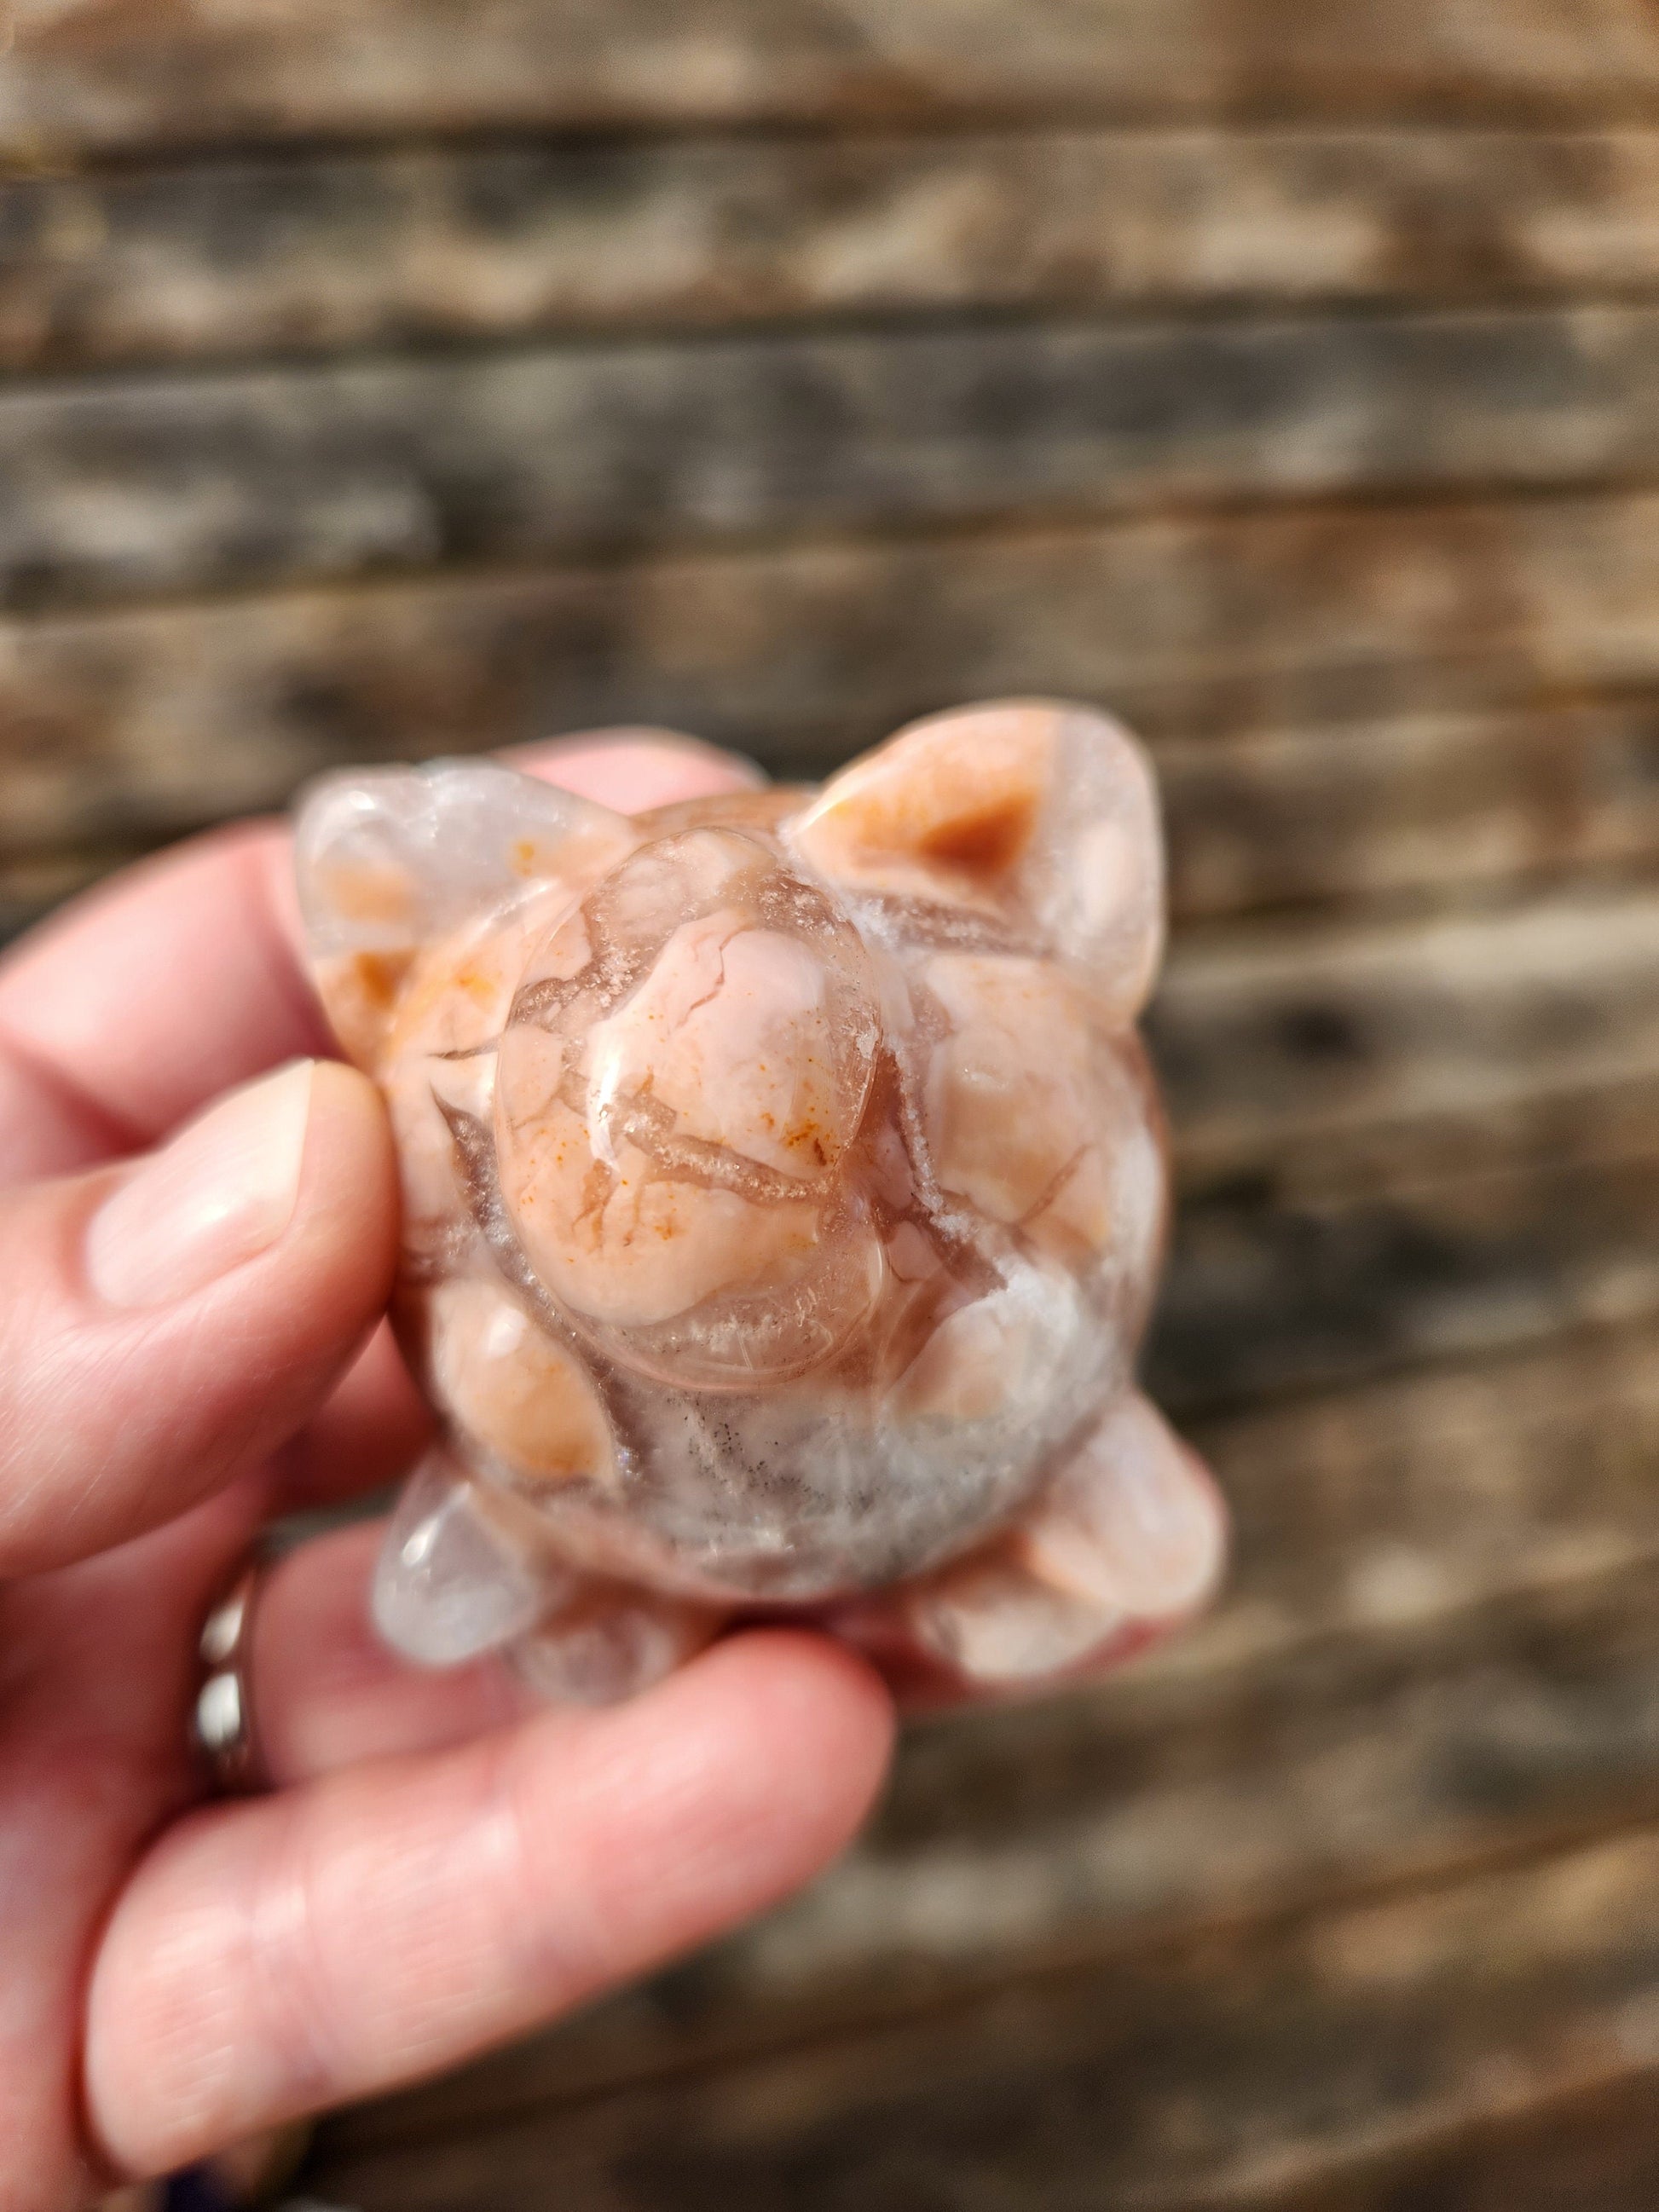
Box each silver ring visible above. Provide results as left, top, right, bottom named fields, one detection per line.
left=193, top=1558, right=269, bottom=1793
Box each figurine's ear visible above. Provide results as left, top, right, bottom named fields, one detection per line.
left=294, top=759, right=635, bottom=1064
left=787, top=701, right=1164, bottom=1021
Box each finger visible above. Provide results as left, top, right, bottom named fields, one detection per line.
left=251, top=1522, right=531, bottom=1786
left=819, top=1595, right=981, bottom=1713
left=0, top=1060, right=397, bottom=1577
left=268, top=1320, right=432, bottom=1518
left=0, top=1472, right=307, bottom=2212
left=84, top=1631, right=894, bottom=2178
left=505, top=728, right=766, bottom=812
left=0, top=740, right=764, bottom=1185
left=0, top=821, right=323, bottom=1182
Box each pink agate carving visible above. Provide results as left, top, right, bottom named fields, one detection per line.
left=294, top=702, right=1224, bottom=1703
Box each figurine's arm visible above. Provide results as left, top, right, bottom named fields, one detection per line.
left=852, top=1393, right=1226, bottom=1692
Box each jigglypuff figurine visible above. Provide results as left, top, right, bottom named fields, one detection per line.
left=295, top=702, right=1223, bottom=1702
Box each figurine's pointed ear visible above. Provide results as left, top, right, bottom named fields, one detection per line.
left=294, top=759, right=635, bottom=1065
left=786, top=701, right=1164, bottom=1021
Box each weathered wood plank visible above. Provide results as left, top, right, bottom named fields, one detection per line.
left=11, top=304, right=1659, bottom=611
left=1149, top=887, right=1659, bottom=1404
left=308, top=1825, right=1659, bottom=2210
left=1162, top=698, right=1659, bottom=922
left=1283, top=2076, right=1659, bottom=2212
left=1157, top=886, right=1659, bottom=1177
left=15, top=0, right=1659, bottom=160
left=716, top=1567, right=1659, bottom=2036
left=1361, top=2067, right=1659, bottom=2212
left=5, top=490, right=1659, bottom=842
left=309, top=1318, right=1659, bottom=2149
left=1180, top=898, right=1659, bottom=1395
left=10, top=130, right=1659, bottom=373
left=1154, top=1143, right=1659, bottom=1412
left=1180, top=1314, right=1659, bottom=1660
left=9, top=695, right=1659, bottom=937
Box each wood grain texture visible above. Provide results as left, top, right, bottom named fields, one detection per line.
left=15, top=0, right=1659, bottom=160
left=1181, top=1316, right=1659, bottom=1660
left=308, top=1824, right=1659, bottom=2209
left=1158, top=885, right=1659, bottom=1177
left=1162, top=697, right=1659, bottom=921
left=11, top=303, right=1659, bottom=612
left=1154, top=1144, right=1659, bottom=1412
left=10, top=9, right=1659, bottom=2196
left=7, top=489, right=1659, bottom=846
left=1284, top=2076, right=1659, bottom=2212
left=9, top=129, right=1659, bottom=373
left=8, top=694, right=1659, bottom=938
left=1149, top=885, right=1659, bottom=1401
left=314, top=2074, right=1659, bottom=2212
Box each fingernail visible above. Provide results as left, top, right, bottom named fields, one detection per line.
left=544, top=729, right=768, bottom=780
left=523, top=731, right=771, bottom=795
left=87, top=1061, right=316, bottom=1308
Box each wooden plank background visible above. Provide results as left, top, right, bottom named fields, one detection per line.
left=9, top=0, right=1659, bottom=2202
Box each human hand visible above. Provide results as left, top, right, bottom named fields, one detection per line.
left=0, top=736, right=895, bottom=2208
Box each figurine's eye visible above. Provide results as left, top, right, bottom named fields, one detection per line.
left=787, top=699, right=1164, bottom=1022
left=491, top=829, right=885, bottom=1389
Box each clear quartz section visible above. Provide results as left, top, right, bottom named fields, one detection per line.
left=372, top=1453, right=559, bottom=1666
left=295, top=704, right=1218, bottom=1701
left=509, top=1591, right=713, bottom=1707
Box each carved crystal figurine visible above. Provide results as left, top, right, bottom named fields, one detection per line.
left=294, top=702, right=1224, bottom=1703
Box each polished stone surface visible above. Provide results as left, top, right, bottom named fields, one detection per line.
left=295, top=702, right=1223, bottom=1700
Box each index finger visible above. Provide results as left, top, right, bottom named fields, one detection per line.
left=0, top=734, right=762, bottom=1182
left=85, top=1632, right=892, bottom=2180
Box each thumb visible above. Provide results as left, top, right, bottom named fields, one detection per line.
left=0, top=1060, right=397, bottom=1578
